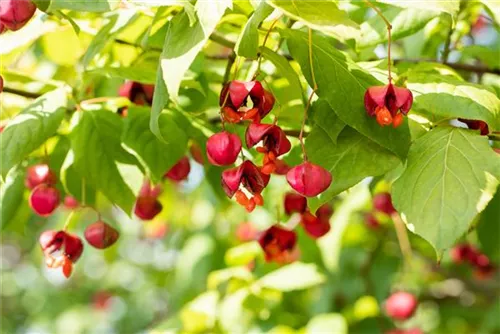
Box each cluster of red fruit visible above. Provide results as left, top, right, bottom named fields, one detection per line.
left=206, top=80, right=332, bottom=213
left=26, top=164, right=119, bottom=278
left=364, top=192, right=396, bottom=229
left=257, top=193, right=333, bottom=263
left=450, top=243, right=496, bottom=279
left=118, top=81, right=195, bottom=221
left=384, top=291, right=421, bottom=334
left=0, top=0, right=38, bottom=94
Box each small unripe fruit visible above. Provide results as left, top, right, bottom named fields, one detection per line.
left=84, top=221, right=119, bottom=249
left=0, top=0, right=37, bottom=31
left=25, top=164, right=57, bottom=189
left=29, top=184, right=60, bottom=216
left=384, top=292, right=418, bottom=321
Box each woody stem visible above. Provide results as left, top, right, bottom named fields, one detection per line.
left=364, top=0, right=393, bottom=83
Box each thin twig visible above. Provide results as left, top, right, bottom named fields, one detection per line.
left=442, top=21, right=454, bottom=63
left=223, top=52, right=236, bottom=83
left=254, top=17, right=281, bottom=79
left=2, top=87, right=41, bottom=99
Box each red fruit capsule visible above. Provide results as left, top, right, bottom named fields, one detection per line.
left=284, top=192, right=307, bottom=215
left=0, top=0, right=37, bottom=31
left=118, top=81, right=155, bottom=106
left=25, top=164, right=57, bottom=189
left=64, top=232, right=84, bottom=262
left=206, top=131, right=242, bottom=166
left=39, top=230, right=84, bottom=275
left=164, top=156, right=191, bottom=181
left=364, top=83, right=413, bottom=127
left=63, top=195, right=79, bottom=209
left=29, top=184, right=60, bottom=216
left=221, top=160, right=270, bottom=198
left=245, top=123, right=291, bottom=158
left=258, top=225, right=298, bottom=263
left=134, top=196, right=163, bottom=220
left=315, top=203, right=333, bottom=221
left=301, top=212, right=330, bottom=239
left=373, top=192, right=396, bottom=215
left=384, top=292, right=418, bottom=321
left=458, top=118, right=490, bottom=136
left=450, top=243, right=479, bottom=264
left=189, top=142, right=205, bottom=165
left=286, top=162, right=332, bottom=197
left=84, top=221, right=119, bottom=249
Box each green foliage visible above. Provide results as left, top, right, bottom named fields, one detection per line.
left=1, top=0, right=500, bottom=333
left=393, top=127, right=500, bottom=253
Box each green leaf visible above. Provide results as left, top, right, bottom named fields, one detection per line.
left=82, top=11, right=138, bottom=68
left=284, top=29, right=410, bottom=159
left=0, top=167, right=25, bottom=229
left=377, top=0, right=460, bottom=17
left=392, top=127, right=500, bottom=254
left=86, top=66, right=157, bottom=84
left=218, top=288, right=252, bottom=333
left=307, top=125, right=400, bottom=204
left=358, top=7, right=440, bottom=48
left=461, top=45, right=500, bottom=70
left=407, top=72, right=500, bottom=131
left=46, top=0, right=118, bottom=12
left=70, top=110, right=136, bottom=213
left=1, top=88, right=68, bottom=179
left=477, top=189, right=500, bottom=262
left=224, top=242, right=262, bottom=266
left=267, top=0, right=360, bottom=41
left=235, top=2, right=274, bottom=58
left=180, top=291, right=219, bottom=333
left=159, top=1, right=230, bottom=101
left=122, top=107, right=187, bottom=183
left=60, top=150, right=97, bottom=206
left=310, top=99, right=345, bottom=145
left=260, top=46, right=304, bottom=125
left=151, top=1, right=230, bottom=140
left=256, top=262, right=326, bottom=291
left=306, top=313, right=348, bottom=334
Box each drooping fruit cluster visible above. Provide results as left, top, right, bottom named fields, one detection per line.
left=39, top=219, right=119, bottom=278
left=256, top=193, right=333, bottom=263
left=0, top=0, right=37, bottom=32
left=458, top=118, right=490, bottom=136
left=363, top=191, right=396, bottom=229
left=117, top=81, right=155, bottom=116
left=209, top=80, right=331, bottom=212
left=384, top=291, right=418, bottom=321
left=450, top=243, right=496, bottom=279
left=26, top=164, right=60, bottom=217
left=364, top=83, right=413, bottom=127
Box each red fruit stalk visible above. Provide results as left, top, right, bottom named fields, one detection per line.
left=164, top=156, right=191, bottom=181
left=84, top=221, right=119, bottom=249
left=384, top=292, right=418, bottom=321
left=206, top=131, right=242, bottom=166
left=221, top=160, right=270, bottom=212
left=286, top=162, right=332, bottom=197
left=29, top=184, right=60, bottom=216
left=0, top=0, right=37, bottom=31
left=258, top=225, right=298, bottom=263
